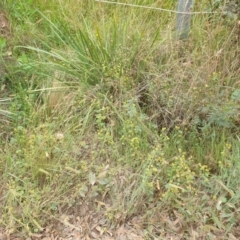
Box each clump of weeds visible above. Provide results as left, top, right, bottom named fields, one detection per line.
left=0, top=0, right=240, bottom=238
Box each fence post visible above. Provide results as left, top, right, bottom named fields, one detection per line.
left=176, top=0, right=194, bottom=40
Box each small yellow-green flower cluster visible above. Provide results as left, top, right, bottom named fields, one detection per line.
left=12, top=125, right=60, bottom=174
left=218, top=142, right=232, bottom=169
left=101, top=61, right=133, bottom=89
left=129, top=137, right=140, bottom=149
left=119, top=100, right=144, bottom=157
left=142, top=127, right=212, bottom=199
left=102, top=62, right=122, bottom=79
left=80, top=160, right=88, bottom=172
left=142, top=143, right=167, bottom=195
left=120, top=119, right=141, bottom=157
left=167, top=150, right=196, bottom=192
left=148, top=144, right=167, bottom=165
left=196, top=163, right=210, bottom=182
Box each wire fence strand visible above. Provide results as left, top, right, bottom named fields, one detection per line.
left=94, top=0, right=220, bottom=15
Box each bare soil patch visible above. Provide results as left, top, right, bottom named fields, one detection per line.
left=0, top=11, right=10, bottom=38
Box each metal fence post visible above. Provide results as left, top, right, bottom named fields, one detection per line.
left=176, top=0, right=194, bottom=39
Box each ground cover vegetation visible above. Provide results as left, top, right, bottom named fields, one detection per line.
left=0, top=0, right=240, bottom=239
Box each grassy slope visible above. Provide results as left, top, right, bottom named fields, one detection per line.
left=0, top=0, right=240, bottom=238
